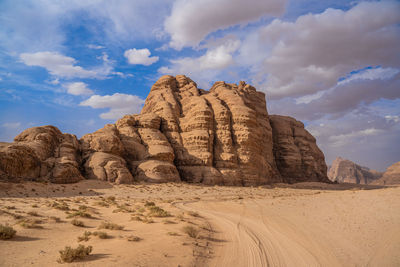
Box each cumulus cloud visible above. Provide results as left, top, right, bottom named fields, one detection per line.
left=248, top=1, right=400, bottom=99
left=159, top=39, right=240, bottom=87
left=124, top=48, right=159, bottom=66
left=80, top=93, right=145, bottom=120
left=165, top=0, right=286, bottom=49
left=20, top=52, right=98, bottom=78
left=64, top=82, right=94, bottom=96
left=87, top=44, right=105, bottom=49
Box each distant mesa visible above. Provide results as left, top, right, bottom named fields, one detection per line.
left=0, top=75, right=329, bottom=185
left=328, top=157, right=383, bottom=184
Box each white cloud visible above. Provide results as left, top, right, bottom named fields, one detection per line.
left=20, top=52, right=98, bottom=78
left=64, top=82, right=94, bottom=96
left=245, top=1, right=400, bottom=99
left=385, top=115, right=400, bottom=123
left=87, top=44, right=105, bottom=49
left=124, top=48, right=159, bottom=66
left=329, top=128, right=383, bottom=148
left=2, top=122, right=21, bottom=129
left=80, top=93, right=145, bottom=120
left=164, top=0, right=286, bottom=49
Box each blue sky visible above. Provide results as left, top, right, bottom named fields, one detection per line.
left=0, top=0, right=399, bottom=171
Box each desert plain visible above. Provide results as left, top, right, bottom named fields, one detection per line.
left=0, top=180, right=399, bottom=267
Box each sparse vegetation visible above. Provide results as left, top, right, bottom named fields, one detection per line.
left=144, top=201, right=155, bottom=207
left=18, top=218, right=43, bottom=229
left=0, top=224, right=16, bottom=240
left=182, top=225, right=200, bottom=238
left=71, top=219, right=85, bottom=227
left=98, top=221, right=124, bottom=230
left=126, top=235, right=141, bottom=242
left=49, top=216, right=61, bottom=223
left=148, top=206, right=170, bottom=217
left=27, top=211, right=40, bottom=217
left=67, top=210, right=92, bottom=219
left=51, top=201, right=69, bottom=211
left=58, top=245, right=93, bottom=263
left=92, top=231, right=109, bottom=239
left=77, top=231, right=92, bottom=242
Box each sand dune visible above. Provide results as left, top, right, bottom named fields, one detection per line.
left=1, top=181, right=399, bottom=266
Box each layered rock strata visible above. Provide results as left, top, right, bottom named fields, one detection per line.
left=0, top=75, right=329, bottom=185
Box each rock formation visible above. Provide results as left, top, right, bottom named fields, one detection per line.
left=372, top=161, right=400, bottom=185
left=327, top=157, right=382, bottom=184
left=0, top=75, right=329, bottom=185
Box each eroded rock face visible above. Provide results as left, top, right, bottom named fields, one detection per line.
left=328, top=157, right=382, bottom=184
left=0, top=126, right=83, bottom=183
left=0, top=75, right=329, bottom=185
left=372, top=161, right=400, bottom=185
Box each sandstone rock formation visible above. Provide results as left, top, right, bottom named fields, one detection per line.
left=372, top=161, right=400, bottom=185
left=328, top=157, right=382, bottom=184
left=0, top=75, right=330, bottom=185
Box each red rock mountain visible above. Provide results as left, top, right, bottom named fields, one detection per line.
left=0, top=75, right=329, bottom=185
left=328, top=157, right=383, bottom=184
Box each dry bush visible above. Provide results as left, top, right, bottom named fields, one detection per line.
left=77, top=231, right=92, bottom=242
left=51, top=201, right=69, bottom=211
left=182, top=225, right=200, bottom=238
left=187, top=211, right=200, bottom=217
left=71, top=219, right=85, bottom=227
left=92, top=231, right=108, bottom=239
left=58, top=245, right=92, bottom=263
left=98, top=221, right=124, bottom=230
left=67, top=210, right=92, bottom=219
left=126, top=235, right=141, bottom=242
left=18, top=218, right=43, bottom=229
left=142, top=217, right=154, bottom=224
left=0, top=224, right=16, bottom=240
left=27, top=211, right=40, bottom=217
left=148, top=206, right=170, bottom=217
left=144, top=201, right=155, bottom=207
left=48, top=216, right=61, bottom=223
left=131, top=216, right=143, bottom=222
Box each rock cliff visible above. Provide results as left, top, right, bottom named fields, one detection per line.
left=372, top=161, right=400, bottom=185
left=0, top=75, right=329, bottom=185
left=327, top=157, right=382, bottom=184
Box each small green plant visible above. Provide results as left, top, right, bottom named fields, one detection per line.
left=71, top=219, right=85, bottom=227
left=98, top=221, right=124, bottom=230
left=0, top=224, right=16, bottom=240
left=92, top=231, right=108, bottom=239
left=58, top=244, right=93, bottom=263
left=182, top=225, right=200, bottom=238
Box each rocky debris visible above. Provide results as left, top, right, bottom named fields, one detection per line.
left=372, top=161, right=400, bottom=185
left=0, top=75, right=329, bottom=185
left=0, top=126, right=83, bottom=183
left=327, top=157, right=382, bottom=184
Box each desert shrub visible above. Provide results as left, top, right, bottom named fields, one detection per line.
left=148, top=206, right=170, bottom=217
left=51, top=201, right=69, bottom=211
left=67, top=211, right=92, bottom=219
left=98, top=221, right=124, bottom=230
left=0, top=224, right=16, bottom=240
left=95, top=201, right=109, bottom=207
left=31, top=204, right=39, bottom=208
left=144, top=201, right=155, bottom=207
left=131, top=216, right=143, bottom=221
left=77, top=231, right=92, bottom=242
left=5, top=206, right=16, bottom=210
left=127, top=235, right=141, bottom=242
left=18, top=218, right=43, bottom=229
left=58, top=244, right=92, bottom=263
left=49, top=216, right=61, bottom=223
left=71, top=219, right=85, bottom=227
left=142, top=217, right=154, bottom=224
left=182, top=225, right=200, bottom=238
left=92, top=231, right=108, bottom=239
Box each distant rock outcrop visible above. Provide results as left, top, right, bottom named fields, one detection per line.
left=0, top=75, right=330, bottom=185
left=372, top=161, right=400, bottom=185
left=328, top=157, right=382, bottom=184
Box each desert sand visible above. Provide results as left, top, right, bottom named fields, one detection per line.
left=1, top=181, right=399, bottom=266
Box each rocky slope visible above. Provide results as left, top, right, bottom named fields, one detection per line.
left=372, top=161, right=400, bottom=185
left=0, top=75, right=329, bottom=185
left=328, top=157, right=382, bottom=184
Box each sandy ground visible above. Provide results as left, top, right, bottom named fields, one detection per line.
left=0, top=180, right=399, bottom=267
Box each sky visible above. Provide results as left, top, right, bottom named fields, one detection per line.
left=0, top=0, right=399, bottom=171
